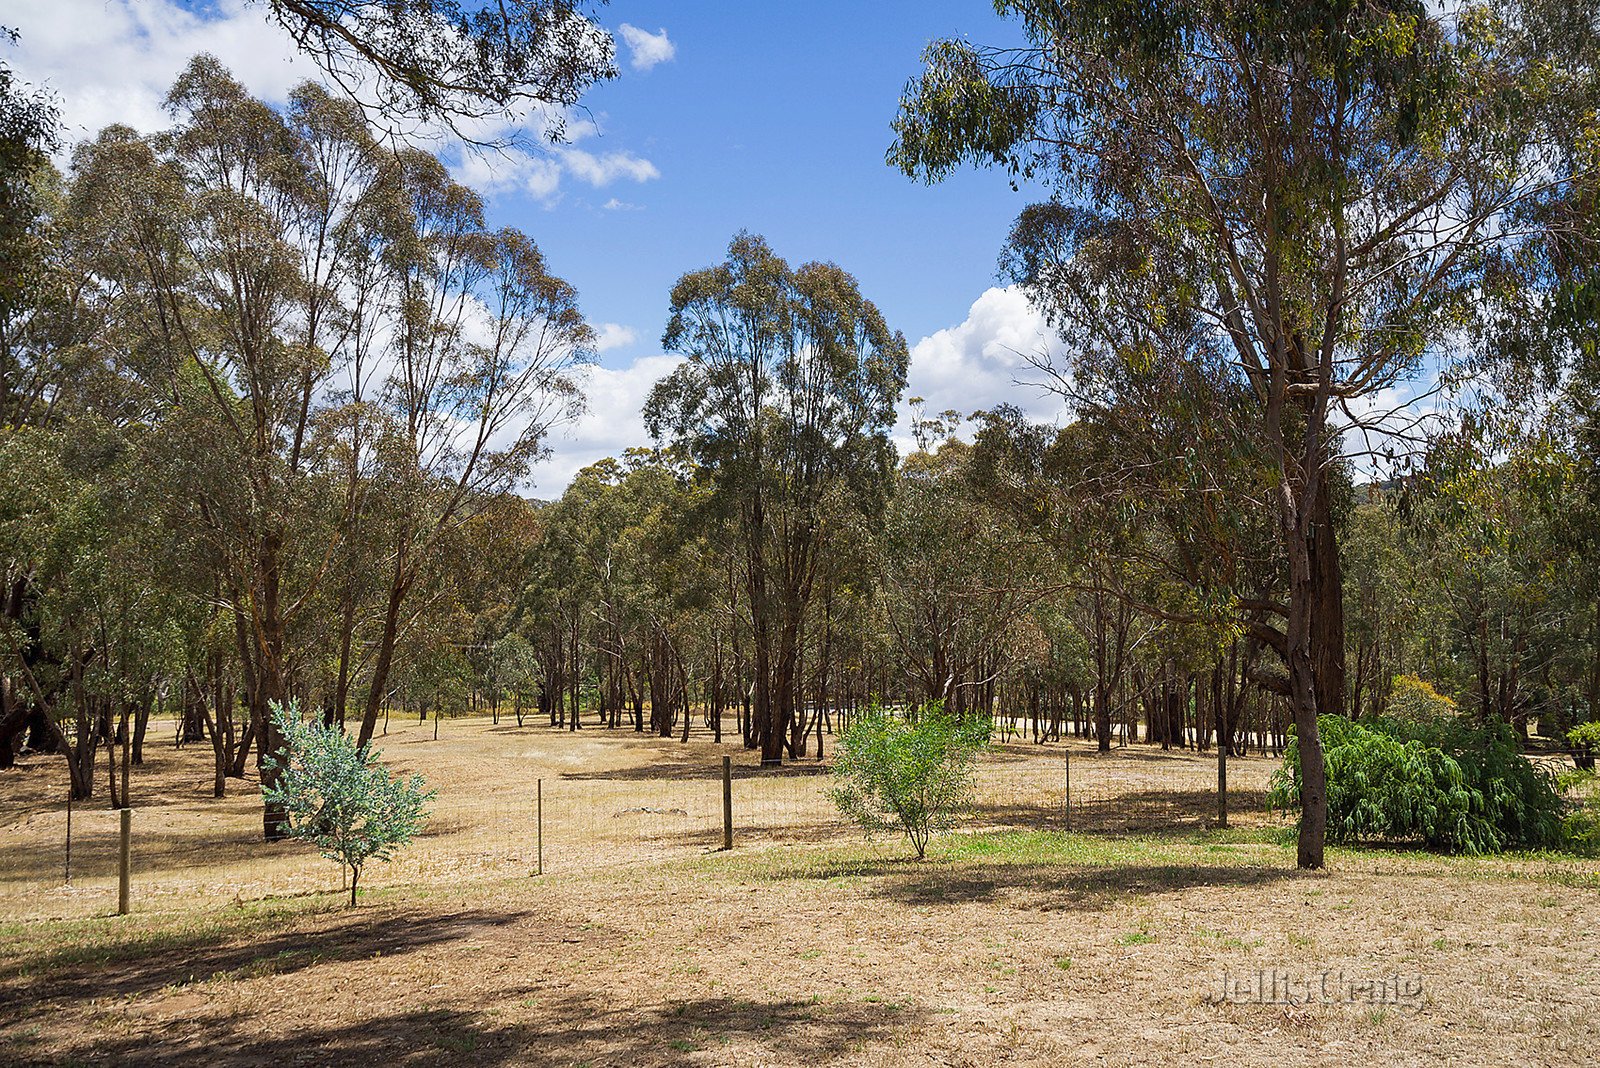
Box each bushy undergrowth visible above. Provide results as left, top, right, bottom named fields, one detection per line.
left=1269, top=714, right=1570, bottom=854
left=1386, top=674, right=1458, bottom=723
left=1569, top=721, right=1600, bottom=771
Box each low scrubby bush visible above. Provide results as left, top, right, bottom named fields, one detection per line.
left=829, top=701, right=990, bottom=859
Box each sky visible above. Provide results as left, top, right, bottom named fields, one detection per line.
left=2, top=0, right=1076, bottom=493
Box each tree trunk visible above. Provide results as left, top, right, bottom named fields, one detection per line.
left=1309, top=482, right=1347, bottom=718
left=357, top=558, right=410, bottom=750
left=1280, top=468, right=1327, bottom=869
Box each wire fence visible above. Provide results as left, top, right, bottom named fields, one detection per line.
left=0, top=716, right=1279, bottom=919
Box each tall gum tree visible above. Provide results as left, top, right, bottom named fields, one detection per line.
left=889, top=0, right=1573, bottom=867
left=646, top=234, right=908, bottom=765
left=64, top=59, right=592, bottom=833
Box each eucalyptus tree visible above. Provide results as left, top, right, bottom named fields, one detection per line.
left=0, top=415, right=187, bottom=801
left=879, top=438, right=1045, bottom=717
left=257, top=0, right=618, bottom=139
left=58, top=59, right=592, bottom=833
left=0, top=27, right=62, bottom=431
left=63, top=60, right=398, bottom=836
left=527, top=459, right=629, bottom=730
left=608, top=453, right=716, bottom=739
left=0, top=33, right=78, bottom=766
left=352, top=152, right=593, bottom=749
left=1403, top=432, right=1585, bottom=734
left=890, top=0, right=1570, bottom=867
left=646, top=233, right=909, bottom=765
left=1341, top=495, right=1418, bottom=718
left=1471, top=0, right=1600, bottom=725
left=454, top=494, right=542, bottom=724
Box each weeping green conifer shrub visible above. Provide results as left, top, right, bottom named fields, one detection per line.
left=1269, top=715, right=1567, bottom=854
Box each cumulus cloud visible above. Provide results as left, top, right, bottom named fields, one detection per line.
left=617, top=24, right=676, bottom=72
left=602, top=197, right=643, bottom=211
left=10, top=0, right=658, bottom=204
left=527, top=354, right=685, bottom=494
left=896, top=286, right=1068, bottom=450
left=452, top=144, right=658, bottom=205
left=593, top=323, right=638, bottom=353
left=448, top=150, right=564, bottom=200
left=558, top=146, right=660, bottom=186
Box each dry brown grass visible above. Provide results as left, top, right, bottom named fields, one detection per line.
left=0, top=716, right=1278, bottom=917
left=2, top=716, right=1598, bottom=1066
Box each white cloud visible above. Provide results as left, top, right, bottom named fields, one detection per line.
left=1331, top=370, right=1448, bottom=480
left=527, top=354, right=685, bottom=494
left=450, top=145, right=658, bottom=205
left=8, top=0, right=656, bottom=205
left=617, top=24, right=676, bottom=72
left=593, top=323, right=638, bottom=352
left=558, top=146, right=660, bottom=186
left=441, top=140, right=659, bottom=205
left=897, top=286, right=1067, bottom=452
left=449, top=150, right=564, bottom=201
left=602, top=197, right=643, bottom=211
left=6, top=0, right=303, bottom=140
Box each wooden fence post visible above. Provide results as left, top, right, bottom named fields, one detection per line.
left=1063, top=748, right=1071, bottom=831
left=722, top=756, right=733, bottom=851
left=536, top=778, right=544, bottom=876
left=1217, top=737, right=1229, bottom=829
left=64, top=786, right=73, bottom=886
left=117, top=807, right=132, bottom=915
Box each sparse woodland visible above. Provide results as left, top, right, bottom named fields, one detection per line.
left=4, top=1, right=1600, bottom=871
left=7, top=3, right=1600, bottom=1065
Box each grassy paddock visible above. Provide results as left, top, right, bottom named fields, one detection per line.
left=3, top=720, right=1598, bottom=1065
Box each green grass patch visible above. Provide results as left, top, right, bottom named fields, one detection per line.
left=0, top=895, right=346, bottom=980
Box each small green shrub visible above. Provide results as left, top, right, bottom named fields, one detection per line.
left=1564, top=803, right=1600, bottom=857
left=263, top=701, right=435, bottom=905
left=829, top=701, right=990, bottom=859
left=1269, top=714, right=1567, bottom=854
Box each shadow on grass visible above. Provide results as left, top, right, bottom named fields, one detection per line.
left=965, top=789, right=1272, bottom=835
left=868, top=861, right=1295, bottom=908
left=561, top=754, right=832, bottom=783
left=0, top=907, right=520, bottom=1005
left=6, top=993, right=926, bottom=1067
left=744, top=834, right=1299, bottom=911
left=0, top=823, right=329, bottom=890
left=979, top=740, right=1219, bottom=765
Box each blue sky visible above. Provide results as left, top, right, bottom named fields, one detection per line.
left=490, top=3, right=1042, bottom=359
left=4, top=0, right=1073, bottom=488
